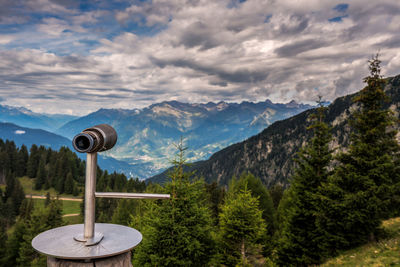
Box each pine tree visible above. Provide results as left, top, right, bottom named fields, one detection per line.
left=46, top=199, right=63, bottom=228
left=4, top=219, right=27, bottom=267
left=112, top=199, right=136, bottom=226
left=269, top=184, right=284, bottom=209
left=276, top=99, right=333, bottom=265
left=231, top=173, right=276, bottom=234
left=15, top=145, right=28, bottom=177
left=17, top=209, right=48, bottom=266
left=229, top=173, right=277, bottom=257
left=319, top=55, right=400, bottom=253
left=205, top=181, right=225, bottom=226
left=132, top=142, right=215, bottom=266
left=26, top=145, right=39, bottom=178
left=17, top=199, right=63, bottom=266
left=0, top=220, right=7, bottom=266
left=6, top=173, right=25, bottom=217
left=34, top=156, right=46, bottom=190
left=63, top=172, right=74, bottom=194
left=218, top=186, right=266, bottom=266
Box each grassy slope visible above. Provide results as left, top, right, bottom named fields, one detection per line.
left=17, top=176, right=83, bottom=224
left=19, top=176, right=83, bottom=199
left=31, top=198, right=81, bottom=215
left=321, top=217, right=400, bottom=266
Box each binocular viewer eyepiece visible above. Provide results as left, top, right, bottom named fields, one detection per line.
left=72, top=124, right=117, bottom=153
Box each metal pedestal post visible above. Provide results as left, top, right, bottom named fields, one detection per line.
left=32, top=125, right=170, bottom=265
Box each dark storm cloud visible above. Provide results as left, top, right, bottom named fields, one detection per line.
left=274, top=15, right=309, bottom=36
left=376, top=36, right=400, bottom=49
left=133, top=89, right=165, bottom=95
left=209, top=80, right=228, bottom=87
left=179, top=21, right=220, bottom=50
left=274, top=39, right=328, bottom=57
left=0, top=71, right=114, bottom=86
left=1, top=0, right=400, bottom=115
left=151, top=57, right=268, bottom=84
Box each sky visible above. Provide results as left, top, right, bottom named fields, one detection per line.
left=0, top=0, right=399, bottom=115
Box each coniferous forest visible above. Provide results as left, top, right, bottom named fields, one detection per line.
left=0, top=56, right=399, bottom=266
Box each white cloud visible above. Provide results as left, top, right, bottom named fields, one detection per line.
left=0, top=0, right=399, bottom=115
left=0, top=35, right=15, bottom=44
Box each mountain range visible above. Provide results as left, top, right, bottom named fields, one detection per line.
left=56, top=100, right=313, bottom=177
left=0, top=105, right=77, bottom=132
left=0, top=99, right=312, bottom=178
left=149, top=74, right=400, bottom=186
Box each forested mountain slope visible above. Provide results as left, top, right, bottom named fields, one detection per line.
left=149, top=74, right=400, bottom=186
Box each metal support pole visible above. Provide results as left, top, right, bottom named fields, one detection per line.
left=73, top=152, right=103, bottom=245
left=95, top=192, right=170, bottom=199
left=84, top=152, right=96, bottom=239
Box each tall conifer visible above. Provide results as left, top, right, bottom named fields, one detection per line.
left=132, top=142, right=215, bottom=266
left=319, top=55, right=400, bottom=253
left=277, top=99, right=333, bottom=265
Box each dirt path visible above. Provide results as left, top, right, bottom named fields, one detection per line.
left=62, top=213, right=80, bottom=217
left=26, top=195, right=83, bottom=202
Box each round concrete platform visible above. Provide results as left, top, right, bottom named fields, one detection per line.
left=32, top=223, right=142, bottom=260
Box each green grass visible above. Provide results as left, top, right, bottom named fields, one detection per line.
left=63, top=215, right=83, bottom=225
left=19, top=176, right=83, bottom=199
left=31, top=198, right=82, bottom=225
left=321, top=217, right=400, bottom=266
left=32, top=198, right=81, bottom=215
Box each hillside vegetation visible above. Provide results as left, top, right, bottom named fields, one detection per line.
left=322, top=217, right=400, bottom=266
left=150, top=74, right=400, bottom=187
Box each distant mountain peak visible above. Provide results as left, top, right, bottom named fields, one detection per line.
left=286, top=100, right=299, bottom=108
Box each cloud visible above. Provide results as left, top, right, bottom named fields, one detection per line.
left=275, top=39, right=328, bottom=57
left=0, top=0, right=399, bottom=115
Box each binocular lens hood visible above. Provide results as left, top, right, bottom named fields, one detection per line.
left=72, top=124, right=117, bottom=153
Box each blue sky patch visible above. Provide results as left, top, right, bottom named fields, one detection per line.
left=329, top=15, right=348, bottom=22
left=333, top=3, right=349, bottom=13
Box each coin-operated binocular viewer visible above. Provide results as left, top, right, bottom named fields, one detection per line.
left=32, top=124, right=170, bottom=266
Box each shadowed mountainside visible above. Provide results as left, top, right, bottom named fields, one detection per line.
left=149, top=74, right=400, bottom=187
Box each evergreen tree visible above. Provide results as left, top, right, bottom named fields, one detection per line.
left=19, top=198, right=34, bottom=220
left=46, top=199, right=63, bottom=228
left=4, top=141, right=17, bottom=173
left=4, top=219, right=27, bottom=267
left=218, top=186, right=266, bottom=266
left=205, top=181, right=225, bottom=226
left=17, top=199, right=63, bottom=266
left=26, top=145, right=40, bottom=178
left=132, top=142, right=215, bottom=266
left=44, top=192, right=51, bottom=207
left=15, top=145, right=28, bottom=177
left=63, top=172, right=74, bottom=194
left=0, top=221, right=7, bottom=267
left=319, top=55, right=400, bottom=252
left=231, top=173, right=277, bottom=235
left=229, top=173, right=277, bottom=257
left=6, top=172, right=25, bottom=217
left=269, top=184, right=284, bottom=209
left=34, top=156, right=46, bottom=190
left=112, top=199, right=136, bottom=226
left=276, top=99, right=333, bottom=266
left=0, top=151, right=10, bottom=176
